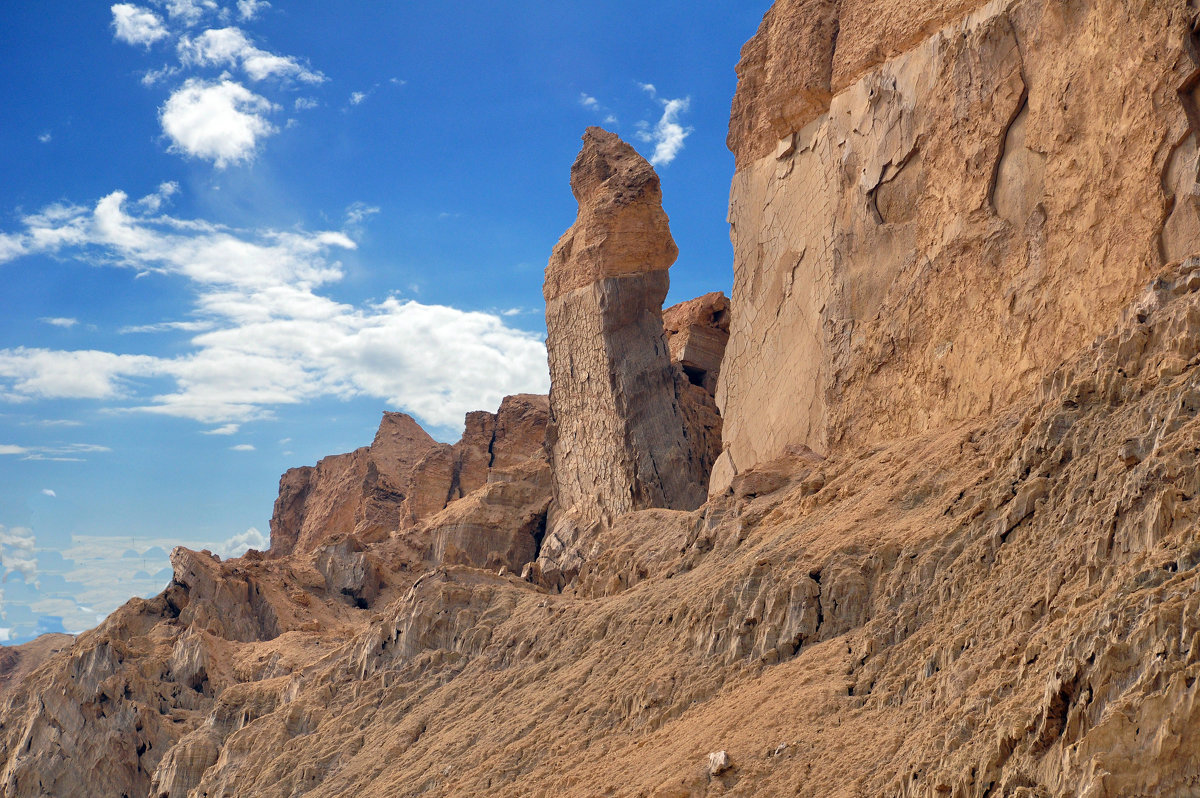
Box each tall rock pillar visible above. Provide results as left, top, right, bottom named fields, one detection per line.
left=537, top=127, right=707, bottom=585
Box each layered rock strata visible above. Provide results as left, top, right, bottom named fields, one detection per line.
left=714, top=0, right=1200, bottom=491
left=538, top=128, right=713, bottom=585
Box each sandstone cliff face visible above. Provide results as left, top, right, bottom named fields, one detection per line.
left=539, top=128, right=715, bottom=585
left=714, top=0, right=1200, bottom=491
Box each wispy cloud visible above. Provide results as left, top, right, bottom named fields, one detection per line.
left=229, top=443, right=255, bottom=451
left=294, top=96, right=319, bottom=111
left=0, top=191, right=549, bottom=430
left=39, top=317, right=78, bottom=329
left=160, top=0, right=219, bottom=27
left=636, top=84, right=692, bottom=166
left=41, top=489, right=56, bottom=498
left=111, top=4, right=170, bottom=47
left=160, top=78, right=277, bottom=167
left=0, top=526, right=38, bottom=584
left=38, top=132, right=52, bottom=144
left=202, top=423, right=239, bottom=435
left=236, top=0, right=269, bottom=21
left=178, top=27, right=325, bottom=84
left=579, top=93, right=599, bottom=110
left=136, top=181, right=179, bottom=213
left=349, top=90, right=368, bottom=106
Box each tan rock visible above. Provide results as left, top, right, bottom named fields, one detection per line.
left=428, top=454, right=551, bottom=573
left=539, top=128, right=711, bottom=585
left=715, top=0, right=1200, bottom=491
left=662, top=291, right=729, bottom=396
left=269, top=400, right=548, bottom=555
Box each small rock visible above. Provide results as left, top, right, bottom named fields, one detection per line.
left=708, top=750, right=732, bottom=776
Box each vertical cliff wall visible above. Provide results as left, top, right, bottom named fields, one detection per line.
left=715, top=0, right=1200, bottom=490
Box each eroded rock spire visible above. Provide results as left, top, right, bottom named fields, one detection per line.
left=537, top=127, right=709, bottom=586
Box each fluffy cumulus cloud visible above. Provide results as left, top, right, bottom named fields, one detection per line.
left=178, top=27, right=324, bottom=83
left=0, top=192, right=549, bottom=431
left=637, top=84, right=693, bottom=166
left=161, top=0, right=219, bottom=26
left=160, top=78, right=277, bottom=167
left=110, top=3, right=324, bottom=167
left=111, top=3, right=170, bottom=47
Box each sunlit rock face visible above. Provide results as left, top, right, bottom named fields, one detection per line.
left=715, top=0, right=1200, bottom=492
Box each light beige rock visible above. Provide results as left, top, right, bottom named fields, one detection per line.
left=715, top=0, right=1200, bottom=492
left=269, top=399, right=549, bottom=555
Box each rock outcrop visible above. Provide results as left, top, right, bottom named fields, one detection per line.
left=269, top=396, right=550, bottom=557
left=714, top=0, right=1200, bottom=491
left=539, top=128, right=713, bottom=586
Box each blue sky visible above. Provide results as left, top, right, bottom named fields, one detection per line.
left=0, top=1, right=766, bottom=643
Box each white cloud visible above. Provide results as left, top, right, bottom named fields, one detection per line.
left=638, top=82, right=657, bottom=97
left=161, top=0, right=218, bottom=26
left=38, top=132, right=52, bottom=144
left=141, top=64, right=181, bottom=86
left=111, top=4, right=170, bottom=47
left=160, top=78, right=277, bottom=167
left=137, top=181, right=180, bottom=213
left=202, top=423, right=239, bottom=435
left=580, top=93, right=599, bottom=110
left=229, top=443, right=255, bottom=451
left=41, top=489, right=56, bottom=497
left=349, top=91, right=368, bottom=105
left=0, top=628, right=10, bottom=643
left=294, top=97, right=318, bottom=111
left=39, top=317, right=78, bottom=328
left=216, top=527, right=268, bottom=557
left=0, top=348, right=163, bottom=401
left=0, top=193, right=550, bottom=431
left=0, top=445, right=28, bottom=455
left=640, top=94, right=692, bottom=167
left=236, top=0, right=269, bottom=20
left=0, top=526, right=38, bottom=584
left=120, top=320, right=214, bottom=334
left=178, top=27, right=325, bottom=84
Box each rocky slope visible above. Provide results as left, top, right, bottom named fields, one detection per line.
left=4, top=0, right=1200, bottom=796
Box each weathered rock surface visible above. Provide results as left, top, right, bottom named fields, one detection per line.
left=540, top=128, right=713, bottom=586
left=270, top=396, right=550, bottom=556
left=715, top=0, right=1200, bottom=491
left=8, top=260, right=1200, bottom=797
left=663, top=291, right=730, bottom=396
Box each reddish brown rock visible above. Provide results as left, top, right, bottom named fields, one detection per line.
left=663, top=291, right=729, bottom=396
left=269, top=399, right=548, bottom=556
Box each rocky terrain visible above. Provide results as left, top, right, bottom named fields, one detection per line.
left=4, top=0, right=1200, bottom=795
